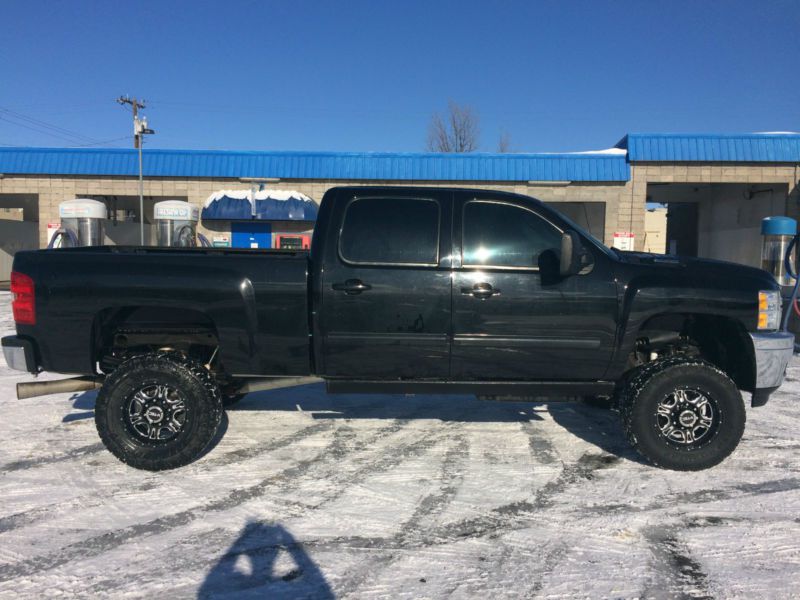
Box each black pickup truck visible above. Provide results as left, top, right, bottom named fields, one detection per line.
left=3, top=186, right=795, bottom=471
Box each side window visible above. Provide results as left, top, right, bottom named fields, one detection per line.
left=339, top=197, right=440, bottom=265
left=463, top=201, right=561, bottom=268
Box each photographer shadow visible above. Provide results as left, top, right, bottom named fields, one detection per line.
left=198, top=521, right=333, bottom=599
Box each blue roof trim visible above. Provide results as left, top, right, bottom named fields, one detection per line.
left=0, top=147, right=629, bottom=182
left=622, top=133, right=800, bottom=162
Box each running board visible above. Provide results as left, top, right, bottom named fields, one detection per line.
left=325, top=380, right=615, bottom=396
left=236, top=376, right=323, bottom=394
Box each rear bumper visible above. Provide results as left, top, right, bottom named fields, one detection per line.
left=749, top=331, right=794, bottom=394
left=1, top=336, right=38, bottom=374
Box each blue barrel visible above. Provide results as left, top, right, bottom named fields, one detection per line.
left=762, top=216, right=797, bottom=236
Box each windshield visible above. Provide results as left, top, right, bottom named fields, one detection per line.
left=550, top=206, right=617, bottom=259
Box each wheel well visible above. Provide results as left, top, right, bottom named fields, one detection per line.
left=92, top=306, right=220, bottom=374
left=634, top=313, right=754, bottom=392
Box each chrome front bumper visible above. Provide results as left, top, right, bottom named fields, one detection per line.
left=749, top=331, right=795, bottom=390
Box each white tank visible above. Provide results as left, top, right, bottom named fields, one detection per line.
left=154, top=200, right=199, bottom=247
left=55, top=198, right=107, bottom=247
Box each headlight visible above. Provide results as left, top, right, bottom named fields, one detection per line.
left=758, top=290, right=781, bottom=330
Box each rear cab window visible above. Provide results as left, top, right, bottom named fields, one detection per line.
left=339, top=197, right=441, bottom=266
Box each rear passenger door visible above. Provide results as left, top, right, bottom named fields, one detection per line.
left=320, top=191, right=452, bottom=379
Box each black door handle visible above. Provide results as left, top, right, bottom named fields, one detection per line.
left=461, top=282, right=500, bottom=299
left=332, top=279, right=372, bottom=295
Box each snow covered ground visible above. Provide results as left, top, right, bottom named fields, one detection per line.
left=0, top=290, right=799, bottom=599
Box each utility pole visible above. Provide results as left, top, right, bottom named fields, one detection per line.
left=117, top=96, right=155, bottom=244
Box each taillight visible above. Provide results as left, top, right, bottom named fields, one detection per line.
left=10, top=271, right=35, bottom=325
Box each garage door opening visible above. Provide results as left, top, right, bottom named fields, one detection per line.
left=0, top=194, right=39, bottom=281
left=646, top=183, right=790, bottom=268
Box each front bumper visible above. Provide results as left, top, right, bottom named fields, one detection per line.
left=749, top=331, right=794, bottom=401
left=1, top=336, right=38, bottom=374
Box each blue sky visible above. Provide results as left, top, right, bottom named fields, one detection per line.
left=1, top=0, right=798, bottom=153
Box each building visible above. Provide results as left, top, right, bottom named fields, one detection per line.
left=1, top=132, right=799, bottom=280
left=642, top=207, right=667, bottom=254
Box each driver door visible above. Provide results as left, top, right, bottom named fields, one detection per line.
left=450, top=192, right=618, bottom=381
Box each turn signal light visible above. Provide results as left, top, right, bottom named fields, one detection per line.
left=757, top=290, right=780, bottom=331
left=10, top=271, right=36, bottom=325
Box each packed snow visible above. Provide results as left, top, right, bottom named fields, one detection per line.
left=0, top=290, right=799, bottom=598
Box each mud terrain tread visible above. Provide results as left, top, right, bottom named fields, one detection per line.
left=95, top=352, right=223, bottom=471
left=620, top=357, right=745, bottom=471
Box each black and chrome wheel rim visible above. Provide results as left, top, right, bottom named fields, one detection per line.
left=655, top=388, right=719, bottom=448
left=124, top=384, right=187, bottom=442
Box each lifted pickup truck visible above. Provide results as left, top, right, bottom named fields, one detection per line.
left=3, top=186, right=795, bottom=471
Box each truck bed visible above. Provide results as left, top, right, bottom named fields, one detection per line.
left=12, top=246, right=312, bottom=376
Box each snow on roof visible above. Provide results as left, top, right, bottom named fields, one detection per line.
left=568, top=147, right=628, bottom=155
left=204, top=189, right=313, bottom=208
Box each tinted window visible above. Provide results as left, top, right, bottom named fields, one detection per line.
left=463, top=201, right=561, bottom=268
left=340, top=197, right=439, bottom=265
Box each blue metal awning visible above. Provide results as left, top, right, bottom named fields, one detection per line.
left=201, top=190, right=318, bottom=221
left=0, top=147, right=630, bottom=182
left=620, top=133, right=800, bottom=162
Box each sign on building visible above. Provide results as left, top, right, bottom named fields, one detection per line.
left=613, top=231, right=635, bottom=251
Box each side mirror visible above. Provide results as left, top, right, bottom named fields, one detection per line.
left=559, top=230, right=583, bottom=277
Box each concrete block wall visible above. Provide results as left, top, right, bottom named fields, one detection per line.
left=2, top=163, right=796, bottom=253
left=0, top=175, right=633, bottom=249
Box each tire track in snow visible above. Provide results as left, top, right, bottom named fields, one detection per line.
left=520, top=418, right=558, bottom=465
left=138, top=450, right=616, bottom=598
left=26, top=419, right=468, bottom=595
left=426, top=452, right=620, bottom=543
left=0, top=424, right=358, bottom=582
left=0, top=442, right=104, bottom=473
left=334, top=432, right=471, bottom=597
left=641, top=525, right=713, bottom=599
left=522, top=542, right=570, bottom=597
left=0, top=411, right=446, bottom=582
left=259, top=451, right=618, bottom=554
left=0, top=422, right=335, bottom=535
left=644, top=477, right=800, bottom=512
left=0, top=394, right=472, bottom=535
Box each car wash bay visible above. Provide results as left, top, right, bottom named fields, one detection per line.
left=646, top=182, right=790, bottom=268
left=0, top=194, right=39, bottom=281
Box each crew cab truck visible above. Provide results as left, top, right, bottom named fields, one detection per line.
left=3, top=186, right=795, bottom=471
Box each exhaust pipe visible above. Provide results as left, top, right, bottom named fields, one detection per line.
left=17, top=376, right=104, bottom=400
left=16, top=374, right=320, bottom=400
left=236, top=376, right=322, bottom=395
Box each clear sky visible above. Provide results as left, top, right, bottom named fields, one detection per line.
left=1, top=0, right=798, bottom=153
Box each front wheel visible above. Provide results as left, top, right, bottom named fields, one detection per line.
left=95, top=353, right=223, bottom=470
left=621, top=358, right=745, bottom=471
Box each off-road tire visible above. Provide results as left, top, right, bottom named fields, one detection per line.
left=620, top=357, right=745, bottom=471
left=95, top=352, right=223, bottom=470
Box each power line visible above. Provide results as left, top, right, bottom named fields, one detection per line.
left=70, top=135, right=134, bottom=148
left=0, top=105, right=100, bottom=144
left=0, top=114, right=89, bottom=145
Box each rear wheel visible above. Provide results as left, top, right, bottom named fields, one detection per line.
left=95, top=353, right=223, bottom=470
left=621, top=358, right=745, bottom=471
